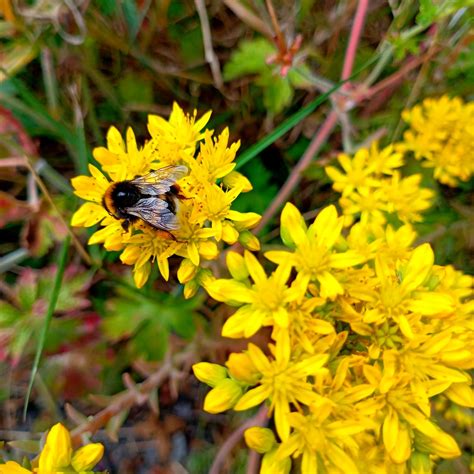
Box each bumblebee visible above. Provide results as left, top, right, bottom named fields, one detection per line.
left=102, top=165, right=188, bottom=237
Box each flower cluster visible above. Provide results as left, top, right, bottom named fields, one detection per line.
left=71, top=103, right=260, bottom=291
left=325, top=142, right=434, bottom=227
left=0, top=423, right=104, bottom=473
left=398, top=95, right=474, bottom=187
left=194, top=203, right=473, bottom=473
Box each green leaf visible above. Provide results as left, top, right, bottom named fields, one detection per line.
left=131, top=321, right=169, bottom=361
left=122, top=0, right=140, bottom=40
left=0, top=301, right=21, bottom=325
left=166, top=307, right=196, bottom=339
left=223, top=38, right=275, bottom=81
left=259, top=71, right=294, bottom=114
left=416, top=0, right=438, bottom=26
left=24, top=236, right=71, bottom=419
left=288, top=64, right=314, bottom=88
left=102, top=308, right=145, bottom=341
left=7, top=440, right=40, bottom=454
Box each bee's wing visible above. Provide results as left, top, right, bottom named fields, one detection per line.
left=125, top=197, right=179, bottom=231
left=130, top=165, right=188, bottom=195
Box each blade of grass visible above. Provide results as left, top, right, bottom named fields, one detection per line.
left=235, top=53, right=380, bottom=170
left=23, top=235, right=71, bottom=420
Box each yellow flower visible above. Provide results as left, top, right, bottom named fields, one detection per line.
left=147, top=102, right=212, bottom=165
left=244, top=427, right=276, bottom=453
left=206, top=251, right=300, bottom=337
left=276, top=404, right=366, bottom=474
left=339, top=186, right=388, bottom=226
left=196, top=128, right=240, bottom=181
left=326, top=140, right=434, bottom=226
left=399, top=95, right=474, bottom=186
left=203, top=378, right=243, bottom=414
left=233, top=334, right=328, bottom=441
left=0, top=462, right=31, bottom=474
left=71, top=103, right=260, bottom=289
left=325, top=142, right=402, bottom=197
left=192, top=362, right=228, bottom=387
left=265, top=204, right=365, bottom=300
left=71, top=164, right=110, bottom=229
left=0, top=423, right=104, bottom=473
left=383, top=172, right=434, bottom=223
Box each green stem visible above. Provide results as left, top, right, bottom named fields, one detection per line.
left=23, top=236, right=71, bottom=420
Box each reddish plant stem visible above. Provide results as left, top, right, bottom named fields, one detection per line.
left=256, top=0, right=369, bottom=232
left=255, top=111, right=338, bottom=233
left=209, top=405, right=268, bottom=474
left=360, top=45, right=440, bottom=99
left=246, top=448, right=262, bottom=474
left=341, top=0, right=370, bottom=81
left=70, top=359, right=172, bottom=445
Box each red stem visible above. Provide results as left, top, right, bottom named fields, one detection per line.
left=209, top=405, right=268, bottom=474
left=255, top=0, right=369, bottom=232
left=341, top=0, right=370, bottom=81
left=255, top=111, right=339, bottom=233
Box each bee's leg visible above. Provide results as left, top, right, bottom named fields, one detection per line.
left=121, top=220, right=130, bottom=233
left=155, top=229, right=176, bottom=241
left=170, top=184, right=189, bottom=200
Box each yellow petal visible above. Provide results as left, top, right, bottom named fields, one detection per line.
left=0, top=462, right=32, bottom=474
left=244, top=250, right=266, bottom=285
left=133, top=261, right=151, bottom=288
left=301, top=450, right=317, bottom=474
left=220, top=305, right=257, bottom=337
left=408, top=293, right=455, bottom=315
left=234, top=384, right=271, bottom=411
left=312, top=205, right=342, bottom=249
left=71, top=175, right=106, bottom=203
left=157, top=256, right=170, bottom=281
left=38, top=423, right=72, bottom=471
left=274, top=392, right=290, bottom=441
left=177, top=258, right=198, bottom=283
left=239, top=230, right=261, bottom=251
left=71, top=202, right=108, bottom=227
left=193, top=362, right=227, bottom=387
left=221, top=221, right=239, bottom=244
left=226, top=251, right=249, bottom=281
left=388, top=421, right=411, bottom=463
left=204, top=379, right=242, bottom=414
left=71, top=443, right=104, bottom=471
left=280, top=202, right=307, bottom=248
left=206, top=279, right=253, bottom=304
left=444, top=383, right=474, bottom=407
left=244, top=427, right=275, bottom=453
left=383, top=408, right=399, bottom=452
left=329, top=251, right=365, bottom=268
left=226, top=352, right=259, bottom=384
left=401, top=244, right=434, bottom=291
left=107, top=126, right=125, bottom=153
left=317, top=271, right=344, bottom=299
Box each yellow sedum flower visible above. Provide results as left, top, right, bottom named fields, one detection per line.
left=195, top=197, right=473, bottom=473
left=399, top=95, right=474, bottom=186
left=0, top=423, right=104, bottom=473
left=234, top=334, right=328, bottom=441
left=326, top=141, right=434, bottom=226
left=71, top=103, right=260, bottom=289
left=265, top=204, right=365, bottom=300
left=244, top=427, right=276, bottom=454
left=207, top=251, right=300, bottom=337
